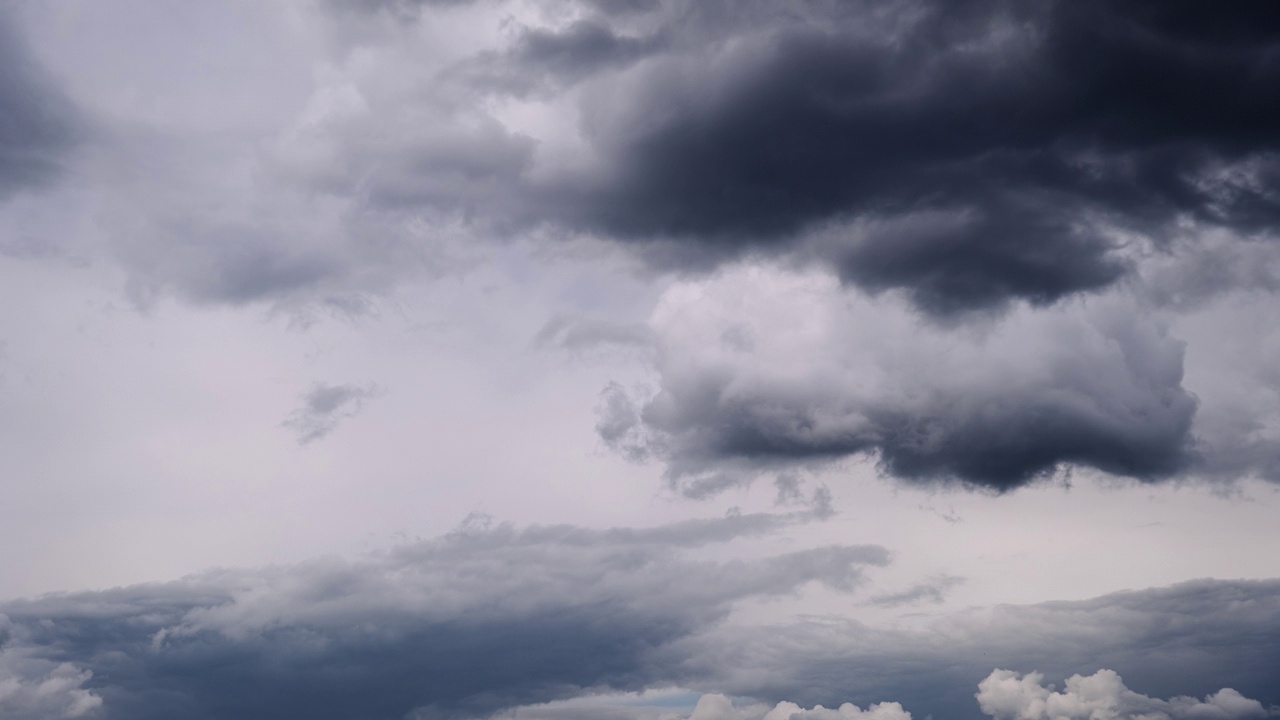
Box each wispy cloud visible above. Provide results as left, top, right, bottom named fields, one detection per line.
left=282, top=382, right=382, bottom=444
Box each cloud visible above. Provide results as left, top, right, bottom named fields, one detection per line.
left=0, top=5, right=79, bottom=200
left=867, top=575, right=965, bottom=609
left=288, top=0, right=1280, bottom=316
left=976, top=669, right=1268, bottom=720
left=683, top=694, right=912, bottom=720
left=20, top=0, right=1280, bottom=314
left=688, top=578, right=1280, bottom=720
left=535, top=315, right=656, bottom=354
left=282, top=382, right=382, bottom=444
left=2, top=510, right=1278, bottom=720
left=0, top=512, right=884, bottom=720
left=0, top=625, right=103, bottom=719
left=599, top=265, right=1200, bottom=492
left=494, top=675, right=1273, bottom=720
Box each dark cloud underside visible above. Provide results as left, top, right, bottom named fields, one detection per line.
left=602, top=296, right=1199, bottom=492
left=2, top=537, right=1276, bottom=720
left=698, top=579, right=1280, bottom=720
left=550, top=0, right=1280, bottom=314
left=0, top=6, right=77, bottom=200
left=324, top=0, right=1280, bottom=315
left=0, top=514, right=883, bottom=720
left=79, top=0, right=1280, bottom=314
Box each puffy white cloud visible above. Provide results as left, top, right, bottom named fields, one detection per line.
left=976, top=669, right=1268, bottom=720
left=0, top=623, right=102, bottom=720
left=760, top=698, right=912, bottom=720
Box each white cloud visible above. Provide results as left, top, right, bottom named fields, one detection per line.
left=0, top=630, right=102, bottom=720
left=976, top=669, right=1268, bottom=720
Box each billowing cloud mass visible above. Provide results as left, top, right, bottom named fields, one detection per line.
left=681, top=693, right=912, bottom=720
left=281, top=0, right=1280, bottom=317
left=35, top=0, right=1271, bottom=316
left=2, top=510, right=1278, bottom=720
left=2, top=3, right=1280, bottom=718
left=3, top=0, right=1279, bottom=493
left=0, top=626, right=102, bottom=720
left=976, top=669, right=1267, bottom=720
left=598, top=266, right=1202, bottom=492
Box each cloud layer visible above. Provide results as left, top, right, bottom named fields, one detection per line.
left=0, top=512, right=882, bottom=720
left=2, top=513, right=1278, bottom=720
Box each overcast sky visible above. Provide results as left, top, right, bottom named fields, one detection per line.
left=2, top=1, right=1280, bottom=719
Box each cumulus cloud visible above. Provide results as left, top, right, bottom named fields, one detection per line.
left=0, top=623, right=102, bottom=720
left=0, top=512, right=884, bottom=720
left=682, top=693, right=912, bottom=720
left=284, top=0, right=1280, bottom=316
left=282, top=382, right=382, bottom=444
left=13, top=0, right=1280, bottom=316
left=598, top=265, right=1200, bottom=492
left=975, top=669, right=1268, bottom=720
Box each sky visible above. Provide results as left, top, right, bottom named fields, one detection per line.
left=1, top=0, right=1280, bottom=718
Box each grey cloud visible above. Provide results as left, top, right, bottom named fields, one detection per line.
left=304, top=0, right=1280, bottom=316
left=76, top=0, right=1280, bottom=313
left=688, top=579, right=1280, bottom=720
left=283, top=382, right=381, bottom=444
left=602, top=281, right=1199, bottom=492
left=328, top=0, right=659, bottom=19
left=21, top=0, right=1278, bottom=314
left=457, top=20, right=663, bottom=97
left=0, top=6, right=78, bottom=201
left=3, top=521, right=1278, bottom=720
left=531, top=677, right=1270, bottom=720
left=867, top=575, right=965, bottom=609
left=323, top=0, right=480, bottom=20
left=0, top=513, right=886, bottom=720
left=555, top=0, right=1280, bottom=315
left=535, top=315, right=655, bottom=353
left=0, top=623, right=103, bottom=719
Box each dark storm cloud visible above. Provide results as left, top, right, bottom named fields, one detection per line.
left=8, top=566, right=1274, bottom=720
left=115, top=0, right=1277, bottom=312
left=0, top=512, right=884, bottom=720
left=457, top=20, right=662, bottom=97
left=282, top=382, right=381, bottom=444
left=546, top=0, right=1280, bottom=314
left=303, top=0, right=1280, bottom=316
left=0, top=5, right=78, bottom=200
left=602, top=293, right=1200, bottom=492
